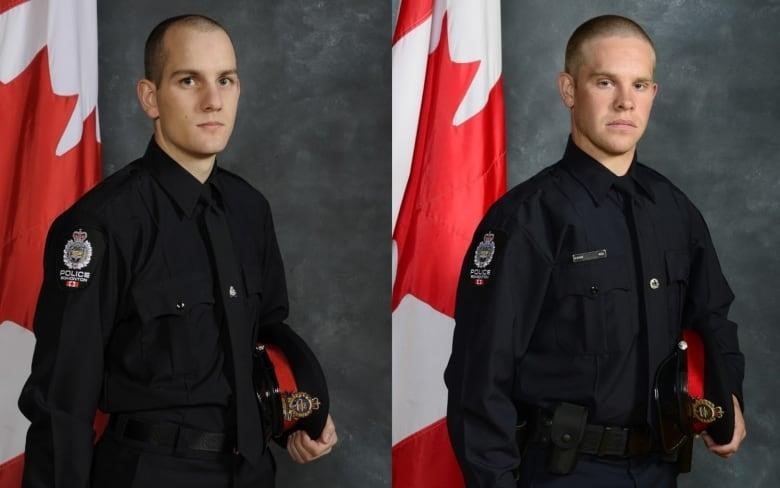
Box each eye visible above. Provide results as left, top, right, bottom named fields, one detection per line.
left=179, top=76, right=196, bottom=87
left=596, top=79, right=614, bottom=88
left=634, top=82, right=650, bottom=91
left=218, top=76, right=236, bottom=87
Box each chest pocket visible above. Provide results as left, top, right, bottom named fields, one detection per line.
left=549, top=257, right=634, bottom=354
left=664, top=249, right=690, bottom=331
left=132, top=273, right=215, bottom=386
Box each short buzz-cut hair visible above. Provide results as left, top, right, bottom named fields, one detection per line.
left=144, top=14, right=230, bottom=86
left=564, top=15, right=655, bottom=76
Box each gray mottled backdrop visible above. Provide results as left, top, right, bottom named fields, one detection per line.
left=98, top=2, right=390, bottom=487
left=503, top=1, right=778, bottom=487
left=392, top=0, right=779, bottom=486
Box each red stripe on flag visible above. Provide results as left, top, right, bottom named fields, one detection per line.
left=392, top=2, right=506, bottom=486
left=0, top=48, right=101, bottom=330
left=0, top=455, right=23, bottom=487
left=392, top=418, right=464, bottom=488
left=392, top=13, right=506, bottom=317
left=0, top=0, right=26, bottom=16
left=392, top=0, right=434, bottom=44
left=1, top=2, right=101, bottom=482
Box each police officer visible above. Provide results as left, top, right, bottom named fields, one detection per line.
left=19, top=14, right=336, bottom=488
left=445, top=15, right=745, bottom=487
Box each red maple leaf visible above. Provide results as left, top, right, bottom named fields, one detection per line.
left=392, top=14, right=506, bottom=317
left=0, top=47, right=101, bottom=330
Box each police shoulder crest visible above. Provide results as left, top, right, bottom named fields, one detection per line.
left=57, top=227, right=105, bottom=290
left=467, top=229, right=506, bottom=287
left=63, top=229, right=93, bottom=270
left=473, top=231, right=496, bottom=269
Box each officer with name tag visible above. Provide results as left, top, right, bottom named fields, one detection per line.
left=445, top=15, right=745, bottom=487
left=19, top=14, right=336, bottom=488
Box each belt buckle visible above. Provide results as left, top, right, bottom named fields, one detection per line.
left=597, top=426, right=629, bottom=457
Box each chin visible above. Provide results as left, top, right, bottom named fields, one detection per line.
left=194, top=142, right=229, bottom=156
left=600, top=137, right=639, bottom=156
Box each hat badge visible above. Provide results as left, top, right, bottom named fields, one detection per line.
left=690, top=398, right=724, bottom=424
left=282, top=391, right=321, bottom=422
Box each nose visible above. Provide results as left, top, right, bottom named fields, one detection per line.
left=614, top=86, right=635, bottom=111
left=201, top=82, right=223, bottom=112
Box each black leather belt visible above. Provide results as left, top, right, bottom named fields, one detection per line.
left=108, top=415, right=233, bottom=453
left=527, top=411, right=657, bottom=458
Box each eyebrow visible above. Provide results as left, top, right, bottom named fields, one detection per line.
left=168, top=69, right=239, bottom=79
left=589, top=71, right=654, bottom=83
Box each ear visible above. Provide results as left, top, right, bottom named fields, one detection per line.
left=557, top=72, right=575, bottom=109
left=137, top=78, right=159, bottom=119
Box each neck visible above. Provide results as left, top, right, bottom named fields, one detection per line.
left=570, top=136, right=634, bottom=176
left=598, top=154, right=633, bottom=176
left=154, top=134, right=216, bottom=183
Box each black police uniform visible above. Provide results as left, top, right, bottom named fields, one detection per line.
left=19, top=139, right=285, bottom=488
left=445, top=139, right=744, bottom=487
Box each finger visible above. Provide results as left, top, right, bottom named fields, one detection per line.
left=287, top=432, right=307, bottom=464
left=321, top=417, right=336, bottom=444
left=317, top=424, right=338, bottom=448
left=709, top=442, right=738, bottom=456
left=700, top=432, right=716, bottom=449
left=298, top=431, right=329, bottom=458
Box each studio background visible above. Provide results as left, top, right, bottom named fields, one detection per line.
left=393, top=0, right=779, bottom=487
left=98, top=1, right=390, bottom=487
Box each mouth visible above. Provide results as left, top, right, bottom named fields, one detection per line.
left=607, top=119, right=637, bottom=129
left=197, top=121, right=224, bottom=128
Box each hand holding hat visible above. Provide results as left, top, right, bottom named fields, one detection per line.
left=701, top=395, right=746, bottom=459
left=287, top=414, right=338, bottom=464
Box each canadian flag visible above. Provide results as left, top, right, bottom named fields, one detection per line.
left=0, top=0, right=101, bottom=485
left=392, top=0, right=506, bottom=486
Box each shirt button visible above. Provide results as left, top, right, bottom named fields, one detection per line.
left=590, top=283, right=599, bottom=296
left=176, top=300, right=185, bottom=310
left=649, top=278, right=660, bottom=290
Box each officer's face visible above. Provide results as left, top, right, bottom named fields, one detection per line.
left=559, top=35, right=657, bottom=170
left=138, top=25, right=240, bottom=166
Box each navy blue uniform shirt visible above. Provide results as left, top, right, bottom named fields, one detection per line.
left=445, top=139, right=744, bottom=488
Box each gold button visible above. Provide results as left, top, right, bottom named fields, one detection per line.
left=649, top=278, right=660, bottom=290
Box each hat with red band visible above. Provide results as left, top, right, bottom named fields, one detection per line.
left=253, top=323, right=329, bottom=447
left=654, top=328, right=734, bottom=453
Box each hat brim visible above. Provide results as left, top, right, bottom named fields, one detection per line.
left=693, top=329, right=734, bottom=445
left=257, top=323, right=329, bottom=444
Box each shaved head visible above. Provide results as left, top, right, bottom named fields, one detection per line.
left=565, top=15, right=655, bottom=77
left=144, top=14, right=230, bottom=85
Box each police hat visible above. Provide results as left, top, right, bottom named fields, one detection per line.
left=654, top=328, right=734, bottom=453
left=253, top=323, right=329, bottom=446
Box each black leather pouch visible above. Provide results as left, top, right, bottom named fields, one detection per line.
left=547, top=402, right=588, bottom=475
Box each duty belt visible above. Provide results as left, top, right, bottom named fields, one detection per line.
left=108, top=414, right=233, bottom=453
left=524, top=410, right=657, bottom=458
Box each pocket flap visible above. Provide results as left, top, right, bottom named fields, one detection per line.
left=553, top=257, right=630, bottom=299
left=132, top=273, right=214, bottom=322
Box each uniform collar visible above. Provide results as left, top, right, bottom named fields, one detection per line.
left=140, top=138, right=223, bottom=217
left=559, top=137, right=655, bottom=205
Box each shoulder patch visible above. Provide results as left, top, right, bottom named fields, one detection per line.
left=465, top=229, right=507, bottom=287
left=57, top=227, right=105, bottom=290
